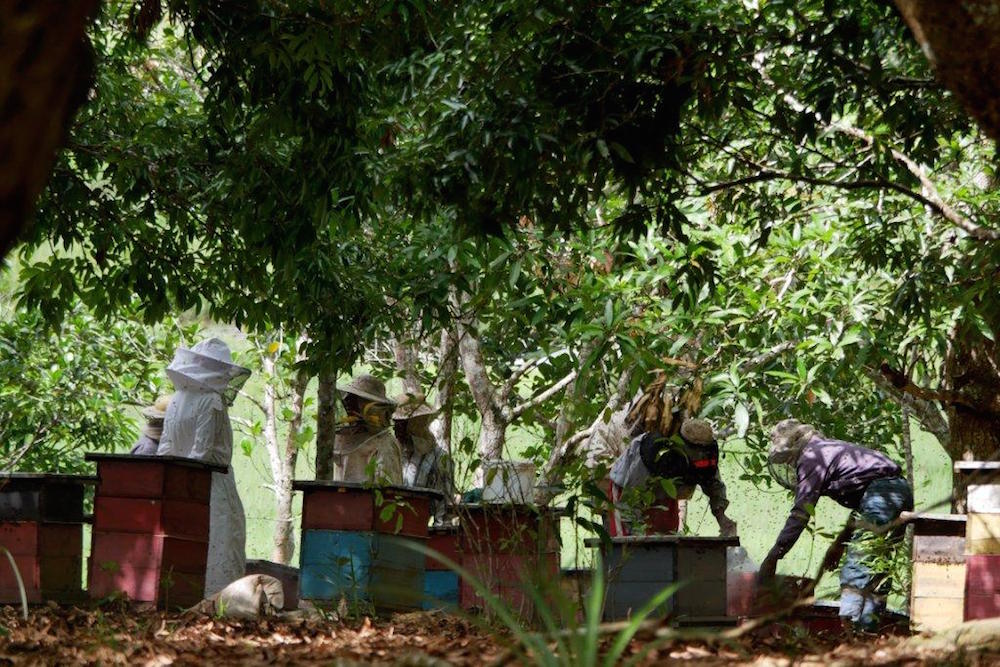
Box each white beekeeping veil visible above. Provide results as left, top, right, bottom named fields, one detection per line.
left=767, top=418, right=820, bottom=490
left=166, top=338, right=251, bottom=406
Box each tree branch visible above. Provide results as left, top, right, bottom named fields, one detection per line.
left=749, top=52, right=1000, bottom=242
left=739, top=341, right=798, bottom=373
left=869, top=366, right=951, bottom=446
left=509, top=371, right=578, bottom=420
left=831, top=122, right=1000, bottom=241
left=501, top=355, right=547, bottom=397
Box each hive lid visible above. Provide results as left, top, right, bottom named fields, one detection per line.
left=954, top=461, right=1000, bottom=477
left=584, top=535, right=740, bottom=548
left=85, top=453, right=228, bottom=474
left=292, top=479, right=444, bottom=500
left=900, top=511, right=967, bottom=535
left=0, top=473, right=97, bottom=485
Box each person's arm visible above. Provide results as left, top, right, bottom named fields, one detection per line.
left=699, top=473, right=737, bottom=536
left=759, top=469, right=822, bottom=580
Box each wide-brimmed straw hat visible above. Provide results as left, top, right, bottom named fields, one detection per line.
left=337, top=374, right=394, bottom=405
left=141, top=395, right=172, bottom=422
left=392, top=393, right=438, bottom=421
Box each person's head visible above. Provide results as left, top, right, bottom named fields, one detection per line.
left=767, top=418, right=821, bottom=489
left=679, top=418, right=715, bottom=447
left=140, top=395, right=172, bottom=440
left=338, top=374, right=394, bottom=430
left=392, top=393, right=438, bottom=453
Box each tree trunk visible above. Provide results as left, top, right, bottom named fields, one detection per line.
left=895, top=0, right=1000, bottom=141
left=902, top=405, right=915, bottom=609
left=942, top=327, right=1000, bottom=510
left=456, top=321, right=509, bottom=462
left=315, top=372, right=338, bottom=480
left=0, top=1, right=98, bottom=257
left=431, top=329, right=459, bottom=453
left=478, top=409, right=507, bottom=462
left=273, top=368, right=309, bottom=563
left=393, top=337, right=422, bottom=397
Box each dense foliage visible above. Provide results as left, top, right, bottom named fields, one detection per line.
left=13, top=0, right=1000, bottom=490
left=0, top=298, right=186, bottom=472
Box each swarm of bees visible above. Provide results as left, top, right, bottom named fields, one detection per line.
left=625, top=372, right=703, bottom=437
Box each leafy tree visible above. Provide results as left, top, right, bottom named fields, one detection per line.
left=0, top=298, right=185, bottom=472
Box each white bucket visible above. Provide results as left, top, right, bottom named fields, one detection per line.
left=482, top=460, right=536, bottom=504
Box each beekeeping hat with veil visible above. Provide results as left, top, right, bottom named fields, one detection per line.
left=767, top=418, right=821, bottom=490
left=337, top=374, right=396, bottom=429
left=166, top=338, right=251, bottom=406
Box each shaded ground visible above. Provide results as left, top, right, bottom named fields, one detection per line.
left=0, top=606, right=996, bottom=665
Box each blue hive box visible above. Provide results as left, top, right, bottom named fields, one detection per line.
left=300, top=530, right=426, bottom=611
left=422, top=570, right=460, bottom=609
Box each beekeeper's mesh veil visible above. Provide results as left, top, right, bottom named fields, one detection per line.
left=166, top=338, right=251, bottom=406
left=767, top=419, right=819, bottom=490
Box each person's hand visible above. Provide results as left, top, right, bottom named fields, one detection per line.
left=719, top=517, right=738, bottom=538
left=757, top=553, right=778, bottom=584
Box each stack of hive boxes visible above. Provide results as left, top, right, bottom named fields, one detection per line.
left=906, top=512, right=967, bottom=631
left=585, top=535, right=738, bottom=623
left=458, top=504, right=561, bottom=620
left=86, top=454, right=221, bottom=608
left=295, top=481, right=440, bottom=612
left=958, top=462, right=1000, bottom=620
left=0, top=474, right=93, bottom=603
left=423, top=525, right=460, bottom=609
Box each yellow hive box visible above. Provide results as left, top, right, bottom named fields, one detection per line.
left=911, top=561, right=967, bottom=598
left=911, top=596, right=965, bottom=632
left=967, top=513, right=1000, bottom=555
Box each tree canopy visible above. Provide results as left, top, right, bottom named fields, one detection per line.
left=11, top=0, right=1000, bottom=489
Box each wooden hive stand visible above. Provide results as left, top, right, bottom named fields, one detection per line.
left=294, top=480, right=442, bottom=613
left=86, top=454, right=224, bottom=609
left=0, top=473, right=95, bottom=604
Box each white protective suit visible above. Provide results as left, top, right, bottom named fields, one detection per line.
left=157, top=338, right=251, bottom=597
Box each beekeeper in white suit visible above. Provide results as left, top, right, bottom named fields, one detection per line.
left=157, top=338, right=251, bottom=597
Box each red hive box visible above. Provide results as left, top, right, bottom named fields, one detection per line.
left=0, top=474, right=93, bottom=604
left=295, top=480, right=440, bottom=538
left=86, top=454, right=224, bottom=609
left=457, top=504, right=562, bottom=619
left=427, top=526, right=462, bottom=571
left=965, top=554, right=1000, bottom=620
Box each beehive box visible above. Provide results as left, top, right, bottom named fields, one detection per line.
left=0, top=474, right=94, bottom=604
left=423, top=526, right=460, bottom=609
left=459, top=504, right=561, bottom=556
left=296, top=481, right=438, bottom=538
left=902, top=511, right=966, bottom=632
left=86, top=454, right=222, bottom=608
left=964, top=554, right=1000, bottom=620
left=585, top=535, right=738, bottom=623
left=294, top=481, right=441, bottom=613
left=457, top=504, right=562, bottom=619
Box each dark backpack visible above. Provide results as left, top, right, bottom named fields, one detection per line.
left=638, top=431, right=719, bottom=483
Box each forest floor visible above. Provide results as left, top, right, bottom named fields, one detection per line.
left=0, top=605, right=996, bottom=666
